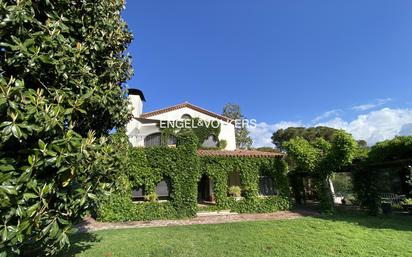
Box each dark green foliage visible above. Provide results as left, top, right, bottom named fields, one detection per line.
left=161, top=118, right=220, bottom=148
left=283, top=131, right=357, bottom=213
left=97, top=131, right=201, bottom=221
left=352, top=136, right=412, bottom=214
left=97, top=132, right=290, bottom=221
left=200, top=156, right=290, bottom=212
left=0, top=0, right=132, bottom=255
left=367, top=136, right=412, bottom=162
left=230, top=196, right=290, bottom=213
left=97, top=194, right=177, bottom=221
left=352, top=168, right=381, bottom=215
left=272, top=126, right=339, bottom=150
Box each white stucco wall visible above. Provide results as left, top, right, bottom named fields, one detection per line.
left=147, top=107, right=236, bottom=150
left=126, top=104, right=236, bottom=150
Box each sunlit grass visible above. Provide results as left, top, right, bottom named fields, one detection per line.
left=63, top=212, right=412, bottom=257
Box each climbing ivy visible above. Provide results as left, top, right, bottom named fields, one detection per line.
left=97, top=131, right=290, bottom=221
left=160, top=118, right=221, bottom=148
left=200, top=156, right=290, bottom=212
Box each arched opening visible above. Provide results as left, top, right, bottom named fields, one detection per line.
left=202, top=135, right=218, bottom=148
left=144, top=133, right=162, bottom=147
left=181, top=114, right=192, bottom=120
left=197, top=174, right=214, bottom=203
left=155, top=177, right=172, bottom=200
left=144, top=133, right=177, bottom=147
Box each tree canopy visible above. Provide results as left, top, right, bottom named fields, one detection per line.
left=367, top=136, right=412, bottom=163
left=0, top=1, right=132, bottom=255
left=222, top=103, right=253, bottom=149
left=284, top=131, right=357, bottom=212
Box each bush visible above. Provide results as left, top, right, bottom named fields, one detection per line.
left=97, top=194, right=177, bottom=222
left=402, top=198, right=412, bottom=206
left=230, top=196, right=291, bottom=213
left=0, top=0, right=132, bottom=255
left=229, top=186, right=242, bottom=197
left=144, top=192, right=158, bottom=202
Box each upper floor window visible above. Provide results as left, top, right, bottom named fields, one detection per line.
left=144, top=133, right=176, bottom=147
left=181, top=114, right=192, bottom=120
left=144, top=133, right=162, bottom=147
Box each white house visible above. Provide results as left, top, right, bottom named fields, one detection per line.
left=125, top=89, right=237, bottom=150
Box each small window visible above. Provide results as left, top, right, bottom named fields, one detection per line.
left=155, top=178, right=172, bottom=200
left=228, top=171, right=241, bottom=187
left=181, top=114, right=192, bottom=119
left=259, top=176, right=277, bottom=195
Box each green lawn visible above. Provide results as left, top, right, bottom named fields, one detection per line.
left=63, top=212, right=412, bottom=257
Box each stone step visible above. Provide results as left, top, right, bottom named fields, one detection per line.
left=196, top=210, right=238, bottom=217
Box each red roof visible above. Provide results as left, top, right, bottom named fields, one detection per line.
left=140, top=102, right=233, bottom=123
left=197, top=149, right=284, bottom=158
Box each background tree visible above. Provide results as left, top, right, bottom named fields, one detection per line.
left=0, top=0, right=132, bottom=255
left=271, top=126, right=339, bottom=150
left=272, top=126, right=368, bottom=157
left=352, top=136, right=412, bottom=214
left=283, top=131, right=357, bottom=213
left=222, top=103, right=252, bottom=149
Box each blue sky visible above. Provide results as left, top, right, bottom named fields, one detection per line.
left=122, top=1, right=412, bottom=146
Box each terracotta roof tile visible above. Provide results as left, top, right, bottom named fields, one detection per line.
left=140, top=102, right=233, bottom=123
left=197, top=149, right=284, bottom=158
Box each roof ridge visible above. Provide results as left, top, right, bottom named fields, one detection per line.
left=140, top=102, right=234, bottom=123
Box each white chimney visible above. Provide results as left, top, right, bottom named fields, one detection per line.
left=128, top=89, right=145, bottom=118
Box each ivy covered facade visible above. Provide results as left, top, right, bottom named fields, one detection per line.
left=97, top=132, right=290, bottom=221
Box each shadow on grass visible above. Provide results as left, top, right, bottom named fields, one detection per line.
left=311, top=208, right=412, bottom=232
left=57, top=232, right=100, bottom=257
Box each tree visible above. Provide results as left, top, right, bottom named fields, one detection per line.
left=271, top=126, right=339, bottom=150
left=222, top=103, right=252, bottom=149
left=284, top=131, right=357, bottom=213
left=0, top=1, right=132, bottom=255
left=272, top=126, right=368, bottom=157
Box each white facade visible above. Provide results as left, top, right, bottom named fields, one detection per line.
left=125, top=92, right=236, bottom=150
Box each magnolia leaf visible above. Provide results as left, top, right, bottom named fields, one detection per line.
left=0, top=185, right=17, bottom=195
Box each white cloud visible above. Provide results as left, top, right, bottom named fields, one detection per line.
left=351, top=98, right=391, bottom=111
left=315, top=108, right=412, bottom=145
left=312, top=109, right=342, bottom=122
left=250, top=108, right=412, bottom=147
left=249, top=121, right=303, bottom=147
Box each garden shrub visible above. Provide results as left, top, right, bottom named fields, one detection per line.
left=230, top=196, right=291, bottom=213
left=0, top=0, right=132, bottom=255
